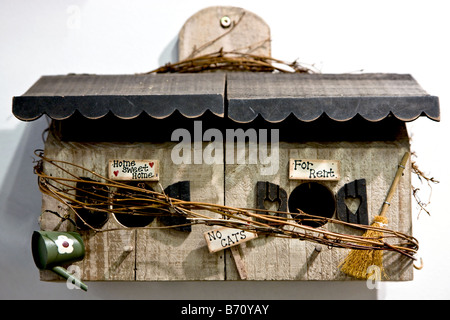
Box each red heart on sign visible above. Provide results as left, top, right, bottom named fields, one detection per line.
left=113, top=170, right=119, bottom=177
left=149, top=162, right=154, bottom=168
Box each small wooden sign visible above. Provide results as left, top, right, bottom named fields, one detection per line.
left=204, top=227, right=258, bottom=253
left=289, top=159, right=340, bottom=181
left=108, top=159, right=159, bottom=181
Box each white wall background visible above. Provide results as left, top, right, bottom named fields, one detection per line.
left=1, top=0, right=449, bottom=300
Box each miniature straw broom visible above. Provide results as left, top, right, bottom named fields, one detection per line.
left=339, top=152, right=410, bottom=279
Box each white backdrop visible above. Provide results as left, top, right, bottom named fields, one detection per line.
left=1, top=0, right=449, bottom=300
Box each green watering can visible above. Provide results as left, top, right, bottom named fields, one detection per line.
left=31, top=230, right=88, bottom=291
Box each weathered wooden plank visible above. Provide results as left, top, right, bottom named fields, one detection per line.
left=135, top=142, right=224, bottom=280
left=224, top=142, right=306, bottom=280
left=178, top=6, right=271, bottom=60
left=40, top=134, right=138, bottom=281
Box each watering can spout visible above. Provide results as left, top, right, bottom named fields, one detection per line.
left=52, top=266, right=88, bottom=291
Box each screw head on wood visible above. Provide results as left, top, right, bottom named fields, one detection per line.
left=220, top=16, right=231, bottom=28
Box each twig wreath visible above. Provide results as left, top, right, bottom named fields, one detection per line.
left=144, top=49, right=318, bottom=74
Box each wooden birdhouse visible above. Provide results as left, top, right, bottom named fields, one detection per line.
left=13, top=6, right=439, bottom=285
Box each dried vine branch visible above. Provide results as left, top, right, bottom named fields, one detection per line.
left=411, top=152, right=439, bottom=217
left=34, top=150, right=418, bottom=260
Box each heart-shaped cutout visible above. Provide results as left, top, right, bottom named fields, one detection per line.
left=264, top=199, right=280, bottom=213
left=344, top=196, right=361, bottom=215
left=113, top=170, right=119, bottom=177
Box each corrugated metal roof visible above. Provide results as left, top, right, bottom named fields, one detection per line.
left=12, top=72, right=439, bottom=123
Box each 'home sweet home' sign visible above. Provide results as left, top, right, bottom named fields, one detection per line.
left=108, top=159, right=159, bottom=181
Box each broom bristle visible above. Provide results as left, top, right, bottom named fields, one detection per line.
left=339, top=216, right=388, bottom=279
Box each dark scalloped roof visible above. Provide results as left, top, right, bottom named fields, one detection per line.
left=12, top=72, right=439, bottom=123
left=12, top=73, right=226, bottom=121
left=227, top=73, right=439, bottom=123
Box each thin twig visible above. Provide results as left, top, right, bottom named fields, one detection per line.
left=410, top=153, right=439, bottom=217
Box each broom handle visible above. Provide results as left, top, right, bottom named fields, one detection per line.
left=380, top=152, right=410, bottom=217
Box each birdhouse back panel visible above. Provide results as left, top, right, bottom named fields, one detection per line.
left=13, top=72, right=439, bottom=282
